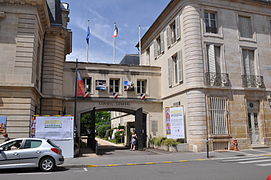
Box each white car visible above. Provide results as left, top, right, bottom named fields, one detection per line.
left=0, top=138, right=64, bottom=171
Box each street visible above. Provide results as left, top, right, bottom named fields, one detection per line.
left=1, top=148, right=271, bottom=180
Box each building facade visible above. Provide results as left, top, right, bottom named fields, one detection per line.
left=1, top=0, right=271, bottom=152
left=0, top=0, right=71, bottom=139
left=140, top=0, right=271, bottom=151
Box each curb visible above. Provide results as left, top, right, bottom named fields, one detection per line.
left=62, top=158, right=209, bottom=169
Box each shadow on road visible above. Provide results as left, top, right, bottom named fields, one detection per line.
left=0, top=167, right=69, bottom=174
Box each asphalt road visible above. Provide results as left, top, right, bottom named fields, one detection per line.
left=0, top=157, right=270, bottom=180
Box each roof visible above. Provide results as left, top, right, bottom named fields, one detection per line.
left=46, top=0, right=62, bottom=25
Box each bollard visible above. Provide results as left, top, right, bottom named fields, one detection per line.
left=233, top=138, right=239, bottom=151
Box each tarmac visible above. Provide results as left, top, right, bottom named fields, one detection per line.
left=61, top=138, right=271, bottom=169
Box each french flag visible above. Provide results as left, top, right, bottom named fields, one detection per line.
left=77, top=71, right=86, bottom=97
left=112, top=23, right=118, bottom=38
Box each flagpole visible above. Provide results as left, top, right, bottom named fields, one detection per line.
left=113, top=37, right=116, bottom=64
left=74, top=58, right=79, bottom=155
left=138, top=25, right=142, bottom=64
left=87, top=20, right=90, bottom=62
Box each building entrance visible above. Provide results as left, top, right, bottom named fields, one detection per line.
left=247, top=101, right=260, bottom=144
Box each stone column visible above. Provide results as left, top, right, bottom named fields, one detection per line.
left=183, top=2, right=207, bottom=152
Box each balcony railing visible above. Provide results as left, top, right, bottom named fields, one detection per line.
left=205, top=72, right=230, bottom=87
left=241, top=75, right=265, bottom=88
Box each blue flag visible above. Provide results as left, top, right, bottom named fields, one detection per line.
left=86, top=26, right=90, bottom=44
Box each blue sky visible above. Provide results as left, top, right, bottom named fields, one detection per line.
left=64, top=0, right=171, bottom=63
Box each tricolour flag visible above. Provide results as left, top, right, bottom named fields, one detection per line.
left=77, top=71, right=86, bottom=97
left=112, top=23, right=118, bottom=38
left=86, top=26, right=90, bottom=45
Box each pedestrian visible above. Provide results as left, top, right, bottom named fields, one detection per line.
left=3, top=133, right=10, bottom=142
left=130, top=132, right=137, bottom=151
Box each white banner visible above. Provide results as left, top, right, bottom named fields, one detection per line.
left=35, top=116, right=74, bottom=140
left=166, top=107, right=185, bottom=139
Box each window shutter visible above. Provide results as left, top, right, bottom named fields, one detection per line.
left=176, top=16, right=181, bottom=40
left=239, top=16, right=252, bottom=38
left=207, top=44, right=216, bottom=73
left=167, top=26, right=171, bottom=47
left=177, top=51, right=183, bottom=83
left=214, top=46, right=221, bottom=73
left=168, top=57, right=173, bottom=87
left=160, top=32, right=165, bottom=53
left=248, top=50, right=255, bottom=75
left=154, top=40, right=158, bottom=57
left=242, top=49, right=250, bottom=75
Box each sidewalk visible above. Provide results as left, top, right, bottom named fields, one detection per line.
left=62, top=139, right=271, bottom=169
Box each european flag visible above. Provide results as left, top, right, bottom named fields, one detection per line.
left=86, top=26, right=90, bottom=45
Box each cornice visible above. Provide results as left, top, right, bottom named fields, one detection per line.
left=0, top=0, right=50, bottom=31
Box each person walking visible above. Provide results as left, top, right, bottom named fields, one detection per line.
left=130, top=133, right=137, bottom=151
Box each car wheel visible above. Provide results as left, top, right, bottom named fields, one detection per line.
left=39, top=157, right=55, bottom=172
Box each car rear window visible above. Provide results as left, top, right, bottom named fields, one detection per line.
left=24, top=140, right=42, bottom=149
left=47, top=139, right=59, bottom=148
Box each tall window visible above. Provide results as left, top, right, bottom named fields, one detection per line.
left=109, top=79, right=120, bottom=93
left=168, top=51, right=183, bottom=87
left=84, top=77, right=92, bottom=93
left=206, top=44, right=221, bottom=73
left=154, top=32, right=164, bottom=57
left=204, top=11, right=218, bottom=34
left=209, top=97, right=229, bottom=135
left=167, top=16, right=181, bottom=47
left=238, top=15, right=253, bottom=38
left=137, top=80, right=147, bottom=94
left=242, top=49, right=255, bottom=75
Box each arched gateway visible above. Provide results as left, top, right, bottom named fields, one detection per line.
left=62, top=62, right=163, bottom=152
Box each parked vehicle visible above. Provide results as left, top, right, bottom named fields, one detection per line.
left=0, top=138, right=64, bottom=171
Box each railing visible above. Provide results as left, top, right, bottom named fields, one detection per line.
left=241, top=75, right=265, bottom=88
left=205, top=72, right=230, bottom=87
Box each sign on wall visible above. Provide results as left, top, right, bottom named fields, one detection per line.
left=165, top=106, right=185, bottom=139
left=96, top=80, right=107, bottom=91
left=124, top=81, right=134, bottom=91
left=33, top=116, right=74, bottom=140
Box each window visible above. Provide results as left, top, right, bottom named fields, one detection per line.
left=0, top=140, right=23, bottom=151
left=84, top=77, right=92, bottom=93
left=168, top=51, right=183, bottom=87
left=206, top=44, right=221, bottom=73
left=109, top=79, right=120, bottom=93
left=137, top=80, right=147, bottom=94
left=23, top=140, right=42, bottom=149
left=167, top=16, right=181, bottom=47
left=242, top=49, right=255, bottom=75
left=154, top=32, right=164, bottom=57
left=204, top=11, right=218, bottom=34
left=238, top=15, right=253, bottom=38
left=208, top=97, right=228, bottom=135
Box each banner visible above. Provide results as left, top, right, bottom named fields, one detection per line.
left=0, top=116, right=7, bottom=134
left=165, top=107, right=185, bottom=139
left=34, top=116, right=74, bottom=140
left=96, top=80, right=107, bottom=91
left=124, top=81, right=134, bottom=91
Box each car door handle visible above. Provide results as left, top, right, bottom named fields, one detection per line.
left=13, top=152, right=19, bottom=156
left=36, top=151, right=41, bottom=154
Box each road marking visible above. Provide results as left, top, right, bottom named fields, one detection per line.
left=239, top=159, right=271, bottom=164
left=107, top=164, right=120, bottom=167
left=222, top=156, right=269, bottom=162
left=179, top=160, right=189, bottom=162
left=83, top=168, right=88, bottom=171
left=162, top=161, right=173, bottom=164
left=17, top=172, right=52, bottom=175
left=87, top=165, right=100, bottom=167
left=256, top=163, right=271, bottom=167
left=195, top=159, right=207, bottom=161
left=144, top=162, right=157, bottom=165
left=127, top=163, right=138, bottom=166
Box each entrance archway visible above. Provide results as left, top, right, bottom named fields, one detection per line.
left=79, top=107, right=147, bottom=154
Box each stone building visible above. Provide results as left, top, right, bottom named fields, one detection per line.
left=0, top=0, right=71, bottom=138
left=2, top=0, right=271, bottom=152
left=140, top=0, right=271, bottom=151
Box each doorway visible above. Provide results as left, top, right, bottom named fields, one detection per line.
left=247, top=101, right=260, bottom=144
